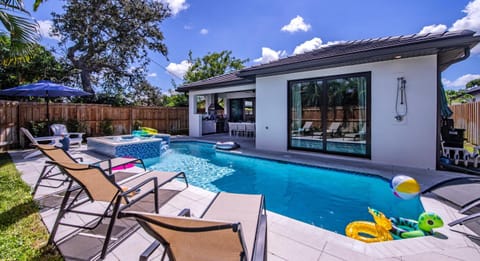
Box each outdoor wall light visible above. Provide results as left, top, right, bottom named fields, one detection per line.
left=394, top=77, right=407, bottom=121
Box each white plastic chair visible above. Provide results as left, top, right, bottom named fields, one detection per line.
left=50, top=124, right=85, bottom=147
left=20, top=127, right=62, bottom=159
left=245, top=123, right=255, bottom=137
left=228, top=122, right=239, bottom=136
left=236, top=123, right=246, bottom=136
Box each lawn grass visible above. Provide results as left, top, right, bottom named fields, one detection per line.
left=0, top=153, right=62, bottom=261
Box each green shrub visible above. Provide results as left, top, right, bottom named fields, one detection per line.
left=28, top=121, right=49, bottom=137
left=100, top=119, right=114, bottom=135
left=133, top=120, right=142, bottom=131
left=66, top=119, right=88, bottom=133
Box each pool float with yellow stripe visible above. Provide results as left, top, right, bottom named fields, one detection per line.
left=140, top=127, right=158, bottom=134
left=345, top=207, right=393, bottom=243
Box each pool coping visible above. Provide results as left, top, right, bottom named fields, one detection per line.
left=10, top=141, right=480, bottom=260
left=169, top=137, right=480, bottom=260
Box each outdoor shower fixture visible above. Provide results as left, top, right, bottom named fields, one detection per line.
left=394, top=77, right=407, bottom=121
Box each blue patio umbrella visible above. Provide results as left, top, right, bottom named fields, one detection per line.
left=0, top=80, right=92, bottom=121
left=439, top=84, right=453, bottom=118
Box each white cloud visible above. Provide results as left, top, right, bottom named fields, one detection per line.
left=200, top=28, right=208, bottom=35
left=166, top=60, right=192, bottom=79
left=293, top=38, right=344, bottom=55
left=281, top=15, right=311, bottom=33
left=184, top=25, right=192, bottom=30
left=472, top=44, right=480, bottom=54
left=293, top=37, right=323, bottom=55
left=442, top=74, right=480, bottom=90
left=160, top=0, right=189, bottom=16
left=254, top=47, right=287, bottom=64
left=148, top=72, right=157, bottom=77
left=450, top=0, right=480, bottom=33
left=38, top=20, right=61, bottom=41
left=419, top=24, right=447, bottom=35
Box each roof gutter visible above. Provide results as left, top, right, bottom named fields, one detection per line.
left=442, top=47, right=470, bottom=67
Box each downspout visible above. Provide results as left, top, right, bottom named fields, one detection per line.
left=436, top=47, right=470, bottom=170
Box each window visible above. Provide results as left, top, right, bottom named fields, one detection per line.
left=196, top=95, right=206, bottom=114
left=288, top=72, right=370, bottom=158
left=229, top=98, right=255, bottom=122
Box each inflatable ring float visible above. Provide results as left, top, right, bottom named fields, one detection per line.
left=389, top=212, right=443, bottom=239
left=345, top=207, right=393, bottom=243
left=140, top=127, right=158, bottom=134
left=215, top=141, right=240, bottom=150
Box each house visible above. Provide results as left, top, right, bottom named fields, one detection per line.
left=177, top=30, right=480, bottom=170
left=466, top=85, right=480, bottom=101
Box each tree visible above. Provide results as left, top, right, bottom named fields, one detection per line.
left=0, top=37, right=70, bottom=89
left=51, top=0, right=170, bottom=94
left=183, top=50, right=248, bottom=84
left=466, top=78, right=480, bottom=89
left=0, top=0, right=39, bottom=64
left=445, top=89, right=474, bottom=105
left=164, top=90, right=188, bottom=107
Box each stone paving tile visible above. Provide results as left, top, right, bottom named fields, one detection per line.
left=322, top=241, right=372, bottom=260
left=268, top=230, right=323, bottom=261
left=8, top=145, right=480, bottom=260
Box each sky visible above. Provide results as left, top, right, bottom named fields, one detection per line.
left=27, top=0, right=480, bottom=92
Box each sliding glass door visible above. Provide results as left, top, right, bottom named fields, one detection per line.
left=288, top=72, right=370, bottom=158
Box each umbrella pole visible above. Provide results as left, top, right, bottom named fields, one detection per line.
left=46, top=93, right=50, bottom=122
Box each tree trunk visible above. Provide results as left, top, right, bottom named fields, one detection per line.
left=80, top=69, right=94, bottom=94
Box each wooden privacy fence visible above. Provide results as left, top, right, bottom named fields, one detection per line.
left=0, top=100, right=188, bottom=149
left=451, top=101, right=480, bottom=145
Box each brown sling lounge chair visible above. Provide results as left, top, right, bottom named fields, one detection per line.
left=120, top=192, right=267, bottom=261
left=48, top=161, right=188, bottom=260
left=32, top=144, right=147, bottom=196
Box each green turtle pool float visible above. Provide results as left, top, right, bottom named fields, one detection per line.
left=389, top=212, right=443, bottom=239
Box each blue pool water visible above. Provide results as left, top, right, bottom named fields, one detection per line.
left=144, top=141, right=424, bottom=235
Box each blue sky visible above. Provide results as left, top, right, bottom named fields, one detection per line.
left=28, top=0, right=480, bottom=92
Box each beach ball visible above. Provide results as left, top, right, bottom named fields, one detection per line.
left=390, top=175, right=420, bottom=200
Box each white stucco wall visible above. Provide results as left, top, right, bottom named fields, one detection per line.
left=255, top=55, right=438, bottom=169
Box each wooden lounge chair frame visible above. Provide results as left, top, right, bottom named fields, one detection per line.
left=47, top=161, right=188, bottom=260
left=120, top=192, right=267, bottom=261
left=32, top=144, right=146, bottom=196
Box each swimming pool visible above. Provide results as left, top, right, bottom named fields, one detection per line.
left=144, top=141, right=424, bottom=235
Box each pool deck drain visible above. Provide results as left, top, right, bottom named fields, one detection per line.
left=9, top=140, right=480, bottom=260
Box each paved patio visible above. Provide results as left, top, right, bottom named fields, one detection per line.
left=9, top=135, right=480, bottom=260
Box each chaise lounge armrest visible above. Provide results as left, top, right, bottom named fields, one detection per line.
left=92, top=157, right=146, bottom=175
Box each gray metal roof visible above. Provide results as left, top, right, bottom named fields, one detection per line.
left=177, top=30, right=480, bottom=92
left=176, top=71, right=254, bottom=92
left=466, top=85, right=480, bottom=95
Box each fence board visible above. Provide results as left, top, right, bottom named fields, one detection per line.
left=451, top=101, right=480, bottom=145
left=0, top=100, right=188, bottom=150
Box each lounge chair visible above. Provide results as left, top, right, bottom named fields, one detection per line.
left=120, top=192, right=267, bottom=261
left=293, top=121, right=313, bottom=135
left=313, top=122, right=342, bottom=138
left=50, top=123, right=85, bottom=148
left=427, top=177, right=480, bottom=229
left=448, top=212, right=480, bottom=227
left=20, top=127, right=63, bottom=159
left=32, top=144, right=147, bottom=196
left=48, top=161, right=188, bottom=260
left=343, top=124, right=366, bottom=141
